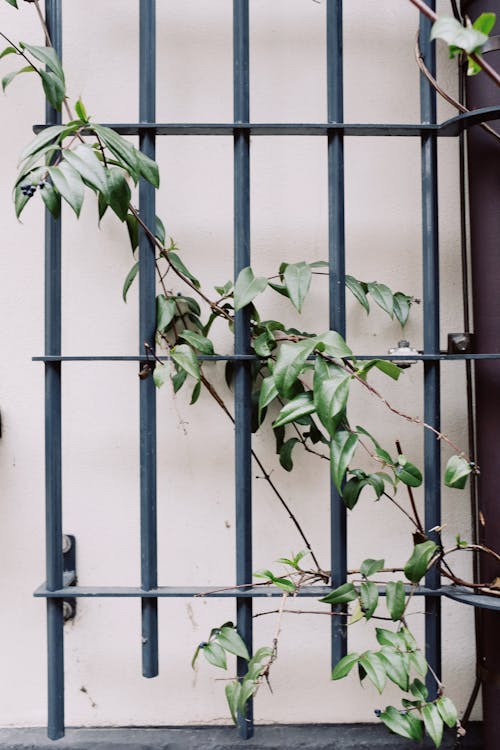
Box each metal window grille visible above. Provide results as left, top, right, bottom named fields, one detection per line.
left=33, top=0, right=492, bottom=741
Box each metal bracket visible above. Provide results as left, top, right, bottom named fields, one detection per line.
left=62, top=534, right=77, bottom=622
left=447, top=332, right=474, bottom=354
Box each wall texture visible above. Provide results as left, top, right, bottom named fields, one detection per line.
left=0, top=0, right=479, bottom=733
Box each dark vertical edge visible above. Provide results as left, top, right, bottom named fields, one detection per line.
left=233, top=0, right=253, bottom=739
left=326, top=0, right=347, bottom=670
left=419, top=2, right=441, bottom=696
left=139, top=0, right=158, bottom=679
left=44, top=0, right=64, bottom=740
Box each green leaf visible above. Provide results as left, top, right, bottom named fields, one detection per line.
left=342, top=477, right=364, bottom=510
left=356, top=359, right=402, bottom=382
left=473, top=12, right=496, bottom=35
left=273, top=339, right=316, bottom=397
left=436, top=695, right=458, bottom=728
left=172, top=367, right=187, bottom=393
left=375, top=628, right=406, bottom=650
left=346, top=275, right=369, bottom=313
left=393, top=292, right=412, bottom=327
left=47, top=162, right=84, bottom=216
left=367, top=282, right=393, bottom=318
left=355, top=426, right=394, bottom=466
left=225, top=682, right=241, bottom=725
left=14, top=183, right=30, bottom=218
left=155, top=294, right=176, bottom=330
left=75, top=97, right=88, bottom=122
left=279, top=437, right=300, bottom=472
left=20, top=42, right=64, bottom=78
left=238, top=678, right=258, bottom=714
left=409, top=649, right=428, bottom=678
left=18, top=124, right=67, bottom=164
left=179, top=330, right=214, bottom=355
left=386, top=581, right=406, bottom=621
left=106, top=167, right=131, bottom=222
left=167, top=251, right=200, bottom=288
left=272, top=392, right=315, bottom=429
left=422, top=703, right=444, bottom=748
left=137, top=149, right=160, bottom=188
left=313, top=359, right=350, bottom=436
left=444, top=455, right=472, bottom=489
left=40, top=181, right=61, bottom=218
left=125, top=213, right=139, bottom=251
left=4, top=0, right=18, bottom=8
left=283, top=261, right=312, bottom=312
left=202, top=641, right=227, bottom=670
left=153, top=363, right=169, bottom=389
left=358, top=652, right=386, bottom=693
left=190, top=380, right=201, bottom=404
left=170, top=344, right=200, bottom=381
left=122, top=262, right=139, bottom=302
left=234, top=267, right=268, bottom=311
left=360, top=558, right=385, bottom=578
left=360, top=581, right=379, bottom=620
left=379, top=648, right=409, bottom=691
left=216, top=626, right=250, bottom=661
left=404, top=541, right=438, bottom=584
left=380, top=705, right=423, bottom=741
left=330, top=431, right=359, bottom=493
left=253, top=331, right=275, bottom=357
left=258, top=375, right=278, bottom=423
left=320, top=582, right=357, bottom=605
left=410, top=677, right=428, bottom=701
left=316, top=330, right=352, bottom=359
left=93, top=124, right=140, bottom=181
left=332, top=652, right=360, bottom=680
left=2, top=65, right=35, bottom=92
left=0, top=46, right=18, bottom=59
left=39, top=69, right=66, bottom=111
left=155, top=216, right=166, bottom=245
left=431, top=16, right=489, bottom=55
left=273, top=577, right=297, bottom=593
left=63, top=144, right=108, bottom=195
left=395, top=455, right=422, bottom=488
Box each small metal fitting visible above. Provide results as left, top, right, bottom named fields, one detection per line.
left=387, top=339, right=419, bottom=369
left=447, top=332, right=473, bottom=355
left=62, top=534, right=72, bottom=554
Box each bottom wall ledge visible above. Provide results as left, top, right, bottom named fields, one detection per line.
left=0, top=724, right=483, bottom=750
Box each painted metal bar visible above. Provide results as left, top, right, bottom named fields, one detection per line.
left=419, top=2, right=441, bottom=697
left=44, top=0, right=64, bottom=740
left=233, top=0, right=253, bottom=739
left=32, top=353, right=500, bottom=363
left=327, top=0, right=347, bottom=670
left=34, top=584, right=447, bottom=599
left=138, top=0, right=158, bottom=679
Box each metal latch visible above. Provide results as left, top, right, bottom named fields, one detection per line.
left=62, top=534, right=76, bottom=622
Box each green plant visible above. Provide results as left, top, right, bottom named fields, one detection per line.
left=2, top=1, right=499, bottom=746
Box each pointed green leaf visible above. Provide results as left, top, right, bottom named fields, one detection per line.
left=137, top=149, right=160, bottom=188
left=4, top=0, right=18, bottom=8
left=238, top=678, right=258, bottom=714
left=393, top=292, right=412, bottom=327
left=279, top=437, right=300, bottom=472
left=444, top=455, right=472, bottom=489
left=122, top=261, right=139, bottom=302
left=410, top=677, right=428, bottom=701
left=346, top=275, right=369, bottom=313
left=0, top=46, right=18, bottom=60
left=404, top=541, right=438, bottom=584
left=380, top=705, right=423, bottom=741
left=47, top=162, right=84, bottom=216
left=39, top=69, right=65, bottom=111
left=473, top=12, right=496, bottom=35
left=202, top=641, right=227, bottom=670
left=20, top=42, right=64, bottom=78
left=409, top=649, right=428, bottom=677
left=316, top=330, right=352, bottom=358
left=272, top=392, right=315, bottom=429
left=320, top=582, right=357, bottom=605
left=170, top=344, right=200, bottom=380
left=358, top=652, right=386, bottom=693
left=360, top=581, right=379, bottom=620
left=63, top=144, right=108, bottom=195
left=436, top=695, right=458, bottom=728
left=93, top=124, right=139, bottom=181
left=379, top=648, right=409, bottom=691
left=313, top=359, right=350, bottom=435
left=367, top=281, right=393, bottom=318
left=234, top=266, right=268, bottom=311
left=273, top=339, right=316, bottom=397
left=179, top=330, right=214, bottom=355
left=156, top=294, right=176, bottom=330
left=330, top=431, right=359, bottom=493
left=422, top=703, right=444, bottom=748
left=395, top=455, right=422, bottom=488
left=2, top=65, right=35, bottom=92
left=283, top=261, right=312, bottom=312
left=355, top=426, right=394, bottom=466
left=273, top=577, right=297, bottom=593
left=258, top=375, right=278, bottom=423
left=386, top=581, right=406, bottom=621
left=360, top=558, right=385, bottom=578
left=105, top=167, right=131, bottom=222
left=167, top=251, right=200, bottom=288
left=18, top=125, right=67, bottom=164
left=153, top=363, right=169, bottom=389
left=40, top=181, right=61, bottom=218
left=225, top=682, right=241, bottom=725
left=332, top=652, right=360, bottom=680
left=216, top=626, right=250, bottom=661
left=75, top=97, right=89, bottom=122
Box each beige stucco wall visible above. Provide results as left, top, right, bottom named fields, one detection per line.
left=0, top=0, right=478, bottom=729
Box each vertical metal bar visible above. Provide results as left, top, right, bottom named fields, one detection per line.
left=419, top=1, right=441, bottom=696
left=44, top=0, right=64, bottom=739
left=139, top=0, right=158, bottom=678
left=233, top=0, right=253, bottom=739
left=327, top=0, right=347, bottom=669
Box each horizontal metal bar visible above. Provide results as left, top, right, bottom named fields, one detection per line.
left=32, top=353, right=500, bottom=363
left=34, top=583, right=448, bottom=598
left=32, top=107, right=500, bottom=138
